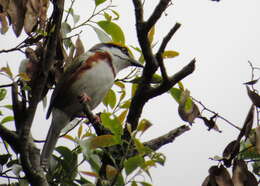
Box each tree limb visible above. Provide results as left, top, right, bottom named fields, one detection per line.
left=143, top=125, right=190, bottom=151
left=0, top=125, right=21, bottom=153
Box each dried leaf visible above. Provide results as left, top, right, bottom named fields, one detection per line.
left=245, top=170, right=258, bottom=186
left=74, top=36, right=85, bottom=58
left=178, top=90, right=200, bottom=124
left=80, top=171, right=99, bottom=178
left=24, top=0, right=39, bottom=34
left=246, top=86, right=260, bottom=107
left=0, top=12, right=9, bottom=34
left=222, top=140, right=239, bottom=167
left=209, top=165, right=233, bottom=186
left=201, top=175, right=217, bottom=186
left=240, top=105, right=254, bottom=140
left=199, top=115, right=222, bottom=133
left=7, top=0, right=26, bottom=37
left=243, top=78, right=259, bottom=85
left=137, top=119, right=152, bottom=134
left=232, top=159, right=248, bottom=186
left=39, top=0, right=49, bottom=29
left=106, top=165, right=118, bottom=181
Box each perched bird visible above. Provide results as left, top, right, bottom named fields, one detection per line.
left=41, top=43, right=143, bottom=167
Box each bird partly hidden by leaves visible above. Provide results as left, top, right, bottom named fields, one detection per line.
left=40, top=43, right=143, bottom=167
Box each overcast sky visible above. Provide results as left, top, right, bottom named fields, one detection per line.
left=1, top=0, right=260, bottom=185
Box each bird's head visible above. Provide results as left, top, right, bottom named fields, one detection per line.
left=90, top=42, right=143, bottom=72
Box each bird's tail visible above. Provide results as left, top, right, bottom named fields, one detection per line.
left=41, top=108, right=70, bottom=168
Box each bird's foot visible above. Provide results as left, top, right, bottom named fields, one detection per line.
left=78, top=93, right=92, bottom=103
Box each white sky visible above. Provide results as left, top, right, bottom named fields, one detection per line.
left=1, top=0, right=260, bottom=185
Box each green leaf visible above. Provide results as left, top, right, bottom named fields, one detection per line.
left=140, top=182, right=152, bottom=186
left=111, top=10, right=120, bottom=20
left=117, top=110, right=128, bottom=123
left=104, top=12, right=112, bottom=22
left=114, top=81, right=125, bottom=89
left=0, top=89, right=7, bottom=101
left=1, top=105, right=12, bottom=110
left=169, top=87, right=182, bottom=103
left=148, top=26, right=155, bottom=44
left=162, top=50, right=179, bottom=59
left=137, top=119, right=153, bottom=134
left=120, top=99, right=131, bottom=109
left=103, top=89, right=117, bottom=109
left=131, top=181, right=138, bottom=186
left=90, top=135, right=119, bottom=149
left=134, top=138, right=152, bottom=156
left=92, top=26, right=112, bottom=43
left=61, top=22, right=72, bottom=36
left=55, top=146, right=73, bottom=161
left=131, top=83, right=138, bottom=97
left=0, top=116, right=14, bottom=124
left=101, top=113, right=123, bottom=136
left=18, top=72, right=31, bottom=81
left=124, top=155, right=144, bottom=175
left=95, top=0, right=107, bottom=6
left=97, top=21, right=125, bottom=44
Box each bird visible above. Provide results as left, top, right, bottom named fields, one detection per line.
left=40, top=42, right=143, bottom=167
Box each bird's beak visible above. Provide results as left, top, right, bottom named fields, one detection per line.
left=128, top=58, right=143, bottom=68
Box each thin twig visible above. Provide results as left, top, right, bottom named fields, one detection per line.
left=192, top=97, right=241, bottom=131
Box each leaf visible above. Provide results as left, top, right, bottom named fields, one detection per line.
left=178, top=90, right=200, bottom=124
left=0, top=89, right=7, bottom=101
left=62, top=135, right=76, bottom=142
left=199, top=115, right=222, bottom=133
left=169, top=87, right=182, bottom=103
left=111, top=10, right=120, bottom=20
left=97, top=20, right=125, bottom=43
left=104, top=12, right=112, bottom=22
left=241, top=104, right=254, bottom=140
left=114, top=81, right=125, bottom=89
left=24, top=0, right=39, bottom=34
left=120, top=100, right=131, bottom=109
left=118, top=110, right=128, bottom=123
left=131, top=83, right=138, bottom=97
left=92, top=26, right=112, bottom=43
left=61, top=22, right=72, bottom=37
left=246, top=86, right=260, bottom=107
left=0, top=116, right=14, bottom=124
left=106, top=165, right=118, bottom=181
left=18, top=72, right=31, bottom=81
left=2, top=105, right=13, bottom=110
left=0, top=13, right=9, bottom=34
left=95, top=0, right=107, bottom=7
left=134, top=138, right=151, bottom=156
left=103, top=89, right=117, bottom=109
left=137, top=119, right=152, bottom=134
left=245, top=170, right=258, bottom=186
left=209, top=165, right=233, bottom=186
left=72, top=13, right=80, bottom=25
left=244, top=78, right=259, bottom=85
left=55, top=146, right=73, bottom=161
left=255, top=126, right=260, bottom=154
left=140, top=182, right=152, bottom=186
left=100, top=113, right=123, bottom=136
left=90, top=135, right=119, bottom=149
left=1, top=64, right=13, bottom=78
left=124, top=155, right=144, bottom=175
left=232, top=159, right=248, bottom=186
left=148, top=26, right=155, bottom=44
left=6, top=0, right=25, bottom=37
left=131, top=181, right=138, bottom=186
left=162, top=50, right=179, bottom=59
left=74, top=36, right=85, bottom=58
left=80, top=171, right=99, bottom=178
left=222, top=140, right=239, bottom=167
left=78, top=124, right=83, bottom=138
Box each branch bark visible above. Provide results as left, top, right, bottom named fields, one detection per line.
left=144, top=125, right=190, bottom=151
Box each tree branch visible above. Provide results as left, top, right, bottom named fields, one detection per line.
left=146, top=0, right=172, bottom=32
left=148, top=58, right=196, bottom=99
left=143, top=125, right=190, bottom=151
left=0, top=125, right=21, bottom=153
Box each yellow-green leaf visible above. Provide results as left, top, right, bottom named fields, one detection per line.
left=18, top=72, right=31, bottom=81
left=114, top=81, right=125, bottom=89
left=95, top=0, right=107, bottom=6
left=137, top=119, right=152, bottom=134
left=118, top=110, right=128, bottom=123
left=148, top=26, right=155, bottom=44
left=103, top=89, right=117, bottom=109
left=90, top=135, right=119, bottom=149
left=0, top=116, right=14, bottom=124
left=120, top=99, right=131, bottom=109
left=62, top=135, right=76, bottom=142
left=1, top=64, right=13, bottom=79
left=97, top=21, right=125, bottom=44
left=163, top=50, right=179, bottom=59
left=78, top=124, right=83, bottom=138
left=124, top=155, right=144, bottom=175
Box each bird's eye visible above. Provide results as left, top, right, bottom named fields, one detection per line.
left=121, top=47, right=129, bottom=56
